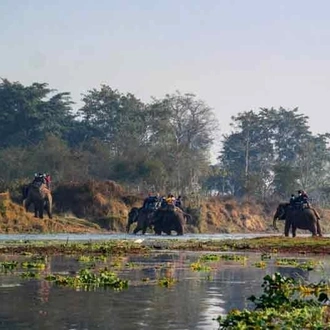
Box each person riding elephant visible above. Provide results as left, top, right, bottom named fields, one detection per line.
left=153, top=207, right=186, bottom=235
left=24, top=181, right=52, bottom=219
left=273, top=203, right=321, bottom=237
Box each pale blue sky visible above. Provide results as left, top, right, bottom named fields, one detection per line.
left=1, top=0, right=330, bottom=150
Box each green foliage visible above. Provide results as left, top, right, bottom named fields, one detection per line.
left=0, top=261, right=18, bottom=271
left=158, top=277, right=176, bottom=287
left=218, top=273, right=327, bottom=329
left=46, top=268, right=128, bottom=290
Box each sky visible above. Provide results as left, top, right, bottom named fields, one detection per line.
left=1, top=0, right=330, bottom=157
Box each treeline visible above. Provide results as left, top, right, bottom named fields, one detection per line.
left=1, top=79, right=330, bottom=205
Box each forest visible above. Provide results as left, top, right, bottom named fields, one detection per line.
left=1, top=78, right=330, bottom=207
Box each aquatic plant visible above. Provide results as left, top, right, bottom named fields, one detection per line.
left=199, top=254, right=220, bottom=262
left=220, top=254, right=248, bottom=263
left=190, top=262, right=211, bottom=272
left=21, top=271, right=40, bottom=279
left=254, top=261, right=267, bottom=268
left=0, top=261, right=18, bottom=271
left=45, top=268, right=128, bottom=290
left=78, top=255, right=107, bottom=263
left=275, top=258, right=299, bottom=267
left=217, top=273, right=329, bottom=329
left=158, top=277, right=176, bottom=287
left=21, top=261, right=46, bottom=269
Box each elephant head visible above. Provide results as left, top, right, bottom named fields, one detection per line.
left=126, top=207, right=140, bottom=233
left=273, top=203, right=289, bottom=230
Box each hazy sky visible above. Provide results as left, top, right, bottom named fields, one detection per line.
left=1, top=0, right=330, bottom=150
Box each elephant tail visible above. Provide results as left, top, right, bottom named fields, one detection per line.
left=273, top=217, right=278, bottom=231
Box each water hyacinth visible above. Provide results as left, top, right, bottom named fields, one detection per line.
left=45, top=268, right=128, bottom=290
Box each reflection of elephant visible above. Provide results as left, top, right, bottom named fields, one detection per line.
left=23, top=183, right=52, bottom=219
left=153, top=208, right=185, bottom=235
left=133, top=209, right=154, bottom=234
left=126, top=207, right=140, bottom=233
left=273, top=203, right=321, bottom=237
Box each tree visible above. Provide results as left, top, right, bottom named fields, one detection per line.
left=0, top=79, right=74, bottom=148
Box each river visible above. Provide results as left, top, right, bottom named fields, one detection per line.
left=0, top=233, right=327, bottom=330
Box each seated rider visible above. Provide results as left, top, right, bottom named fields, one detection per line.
left=143, top=193, right=160, bottom=210
left=175, top=195, right=183, bottom=209
left=289, top=194, right=296, bottom=206
left=32, top=173, right=45, bottom=186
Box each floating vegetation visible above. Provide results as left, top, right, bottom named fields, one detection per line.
left=298, top=260, right=320, bottom=271
left=254, top=261, right=267, bottom=268
left=199, top=254, right=220, bottom=262
left=218, top=273, right=329, bottom=329
left=21, top=261, right=46, bottom=270
left=0, top=261, right=18, bottom=271
left=190, top=262, right=211, bottom=272
left=78, top=255, right=107, bottom=263
left=261, top=253, right=272, bottom=260
left=45, top=268, right=128, bottom=291
left=21, top=271, right=40, bottom=279
left=275, top=258, right=299, bottom=267
left=220, top=254, right=248, bottom=263
left=275, top=258, right=320, bottom=271
left=158, top=277, right=176, bottom=288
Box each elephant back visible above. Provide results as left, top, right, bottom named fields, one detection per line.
left=29, top=183, right=51, bottom=200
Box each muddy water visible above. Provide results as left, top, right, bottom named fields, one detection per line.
left=0, top=251, right=328, bottom=330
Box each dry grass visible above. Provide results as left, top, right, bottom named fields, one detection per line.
left=0, top=192, right=100, bottom=233
left=198, top=196, right=269, bottom=233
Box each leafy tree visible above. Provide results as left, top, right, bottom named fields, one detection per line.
left=0, top=79, right=74, bottom=148
left=78, top=85, right=147, bottom=155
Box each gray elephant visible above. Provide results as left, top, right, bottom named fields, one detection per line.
left=273, top=203, right=322, bottom=237
left=23, top=183, right=52, bottom=219
left=132, top=208, right=154, bottom=234
left=153, top=208, right=186, bottom=235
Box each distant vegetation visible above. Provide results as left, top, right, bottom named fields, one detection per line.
left=1, top=78, right=330, bottom=206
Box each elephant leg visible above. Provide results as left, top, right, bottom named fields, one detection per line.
left=38, top=201, right=44, bottom=219
left=133, top=226, right=140, bottom=234
left=142, top=224, right=147, bottom=235
left=34, top=204, right=39, bottom=218
left=126, top=223, right=131, bottom=233
left=316, top=220, right=322, bottom=237
left=292, top=225, right=297, bottom=238
left=310, top=223, right=317, bottom=237
left=24, top=198, right=30, bottom=212
left=284, top=221, right=291, bottom=237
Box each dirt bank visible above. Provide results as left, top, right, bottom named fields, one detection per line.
left=2, top=180, right=329, bottom=234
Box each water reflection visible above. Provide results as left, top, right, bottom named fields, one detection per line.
left=0, top=251, right=329, bottom=330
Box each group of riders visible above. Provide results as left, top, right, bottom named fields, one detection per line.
left=31, top=173, right=51, bottom=190
left=142, top=193, right=183, bottom=211
left=289, top=190, right=310, bottom=209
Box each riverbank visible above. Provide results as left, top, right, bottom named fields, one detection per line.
left=1, top=236, right=330, bottom=255
left=2, top=181, right=330, bottom=234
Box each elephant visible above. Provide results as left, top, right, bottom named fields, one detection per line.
left=132, top=208, right=155, bottom=234
left=153, top=207, right=186, bottom=235
left=126, top=207, right=140, bottom=233
left=273, top=202, right=322, bottom=237
left=23, top=183, right=52, bottom=219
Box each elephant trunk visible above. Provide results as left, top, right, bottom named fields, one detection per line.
left=273, top=214, right=278, bottom=231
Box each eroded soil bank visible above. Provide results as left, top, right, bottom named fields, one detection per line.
left=2, top=180, right=330, bottom=234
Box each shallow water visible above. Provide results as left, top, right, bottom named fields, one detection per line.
left=0, top=250, right=329, bottom=330
left=0, top=232, right=282, bottom=242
